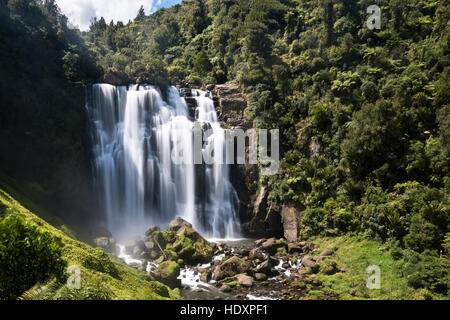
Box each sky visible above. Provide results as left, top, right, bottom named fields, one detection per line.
left=55, top=0, right=182, bottom=31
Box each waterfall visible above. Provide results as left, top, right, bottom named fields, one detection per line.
left=87, top=84, right=240, bottom=240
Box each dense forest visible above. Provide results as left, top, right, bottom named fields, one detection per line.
left=0, top=0, right=449, bottom=300
left=84, top=0, right=450, bottom=297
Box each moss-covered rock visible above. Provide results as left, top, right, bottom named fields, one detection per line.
left=213, top=256, right=251, bottom=281
left=154, top=261, right=181, bottom=289
left=170, top=229, right=213, bottom=265
left=319, top=259, right=340, bottom=275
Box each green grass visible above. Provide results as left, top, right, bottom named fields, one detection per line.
left=311, top=235, right=445, bottom=300
left=0, top=177, right=181, bottom=300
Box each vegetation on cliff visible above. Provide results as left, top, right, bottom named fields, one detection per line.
left=0, top=0, right=100, bottom=224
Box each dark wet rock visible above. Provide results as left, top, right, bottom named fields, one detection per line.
left=213, top=256, right=251, bottom=281
left=145, top=226, right=160, bottom=237
left=288, top=243, right=303, bottom=254
left=261, top=238, right=287, bottom=255
left=249, top=188, right=283, bottom=237
left=213, top=84, right=247, bottom=117
left=256, top=259, right=274, bottom=275
left=169, top=217, right=193, bottom=232
left=249, top=248, right=264, bottom=260
left=240, top=249, right=250, bottom=257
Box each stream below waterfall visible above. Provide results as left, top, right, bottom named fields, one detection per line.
left=117, top=238, right=291, bottom=300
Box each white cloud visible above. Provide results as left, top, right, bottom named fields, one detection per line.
left=55, top=0, right=155, bottom=31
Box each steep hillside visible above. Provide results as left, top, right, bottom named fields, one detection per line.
left=0, top=176, right=180, bottom=300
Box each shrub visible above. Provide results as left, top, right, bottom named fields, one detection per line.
left=361, top=81, right=379, bottom=103
left=52, top=278, right=112, bottom=300
left=0, top=211, right=67, bottom=300
left=402, top=252, right=450, bottom=295
left=319, top=259, right=339, bottom=275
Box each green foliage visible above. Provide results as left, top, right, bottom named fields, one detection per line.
left=341, top=99, right=403, bottom=183
left=402, top=251, right=450, bottom=295
left=0, top=211, right=67, bottom=300
left=193, top=50, right=213, bottom=77
left=19, top=277, right=112, bottom=300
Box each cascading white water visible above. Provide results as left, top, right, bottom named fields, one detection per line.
left=87, top=84, right=240, bottom=240
left=193, top=90, right=240, bottom=239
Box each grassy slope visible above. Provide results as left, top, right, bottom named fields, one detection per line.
left=0, top=176, right=180, bottom=300
left=311, top=236, right=444, bottom=300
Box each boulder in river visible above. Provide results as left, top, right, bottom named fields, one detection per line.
left=213, top=256, right=251, bottom=281
left=261, top=238, right=287, bottom=255
left=220, top=284, right=232, bottom=293
left=169, top=227, right=213, bottom=265
left=236, top=274, right=254, bottom=287
left=254, top=273, right=268, bottom=281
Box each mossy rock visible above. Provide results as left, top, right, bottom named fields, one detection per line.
left=155, top=261, right=181, bottom=289
left=213, top=256, right=251, bottom=281
left=173, top=234, right=195, bottom=257
left=192, top=239, right=213, bottom=263
left=163, top=249, right=179, bottom=261
left=319, top=259, right=339, bottom=275
left=151, top=231, right=168, bottom=249
left=162, top=230, right=176, bottom=245
left=171, top=233, right=213, bottom=265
